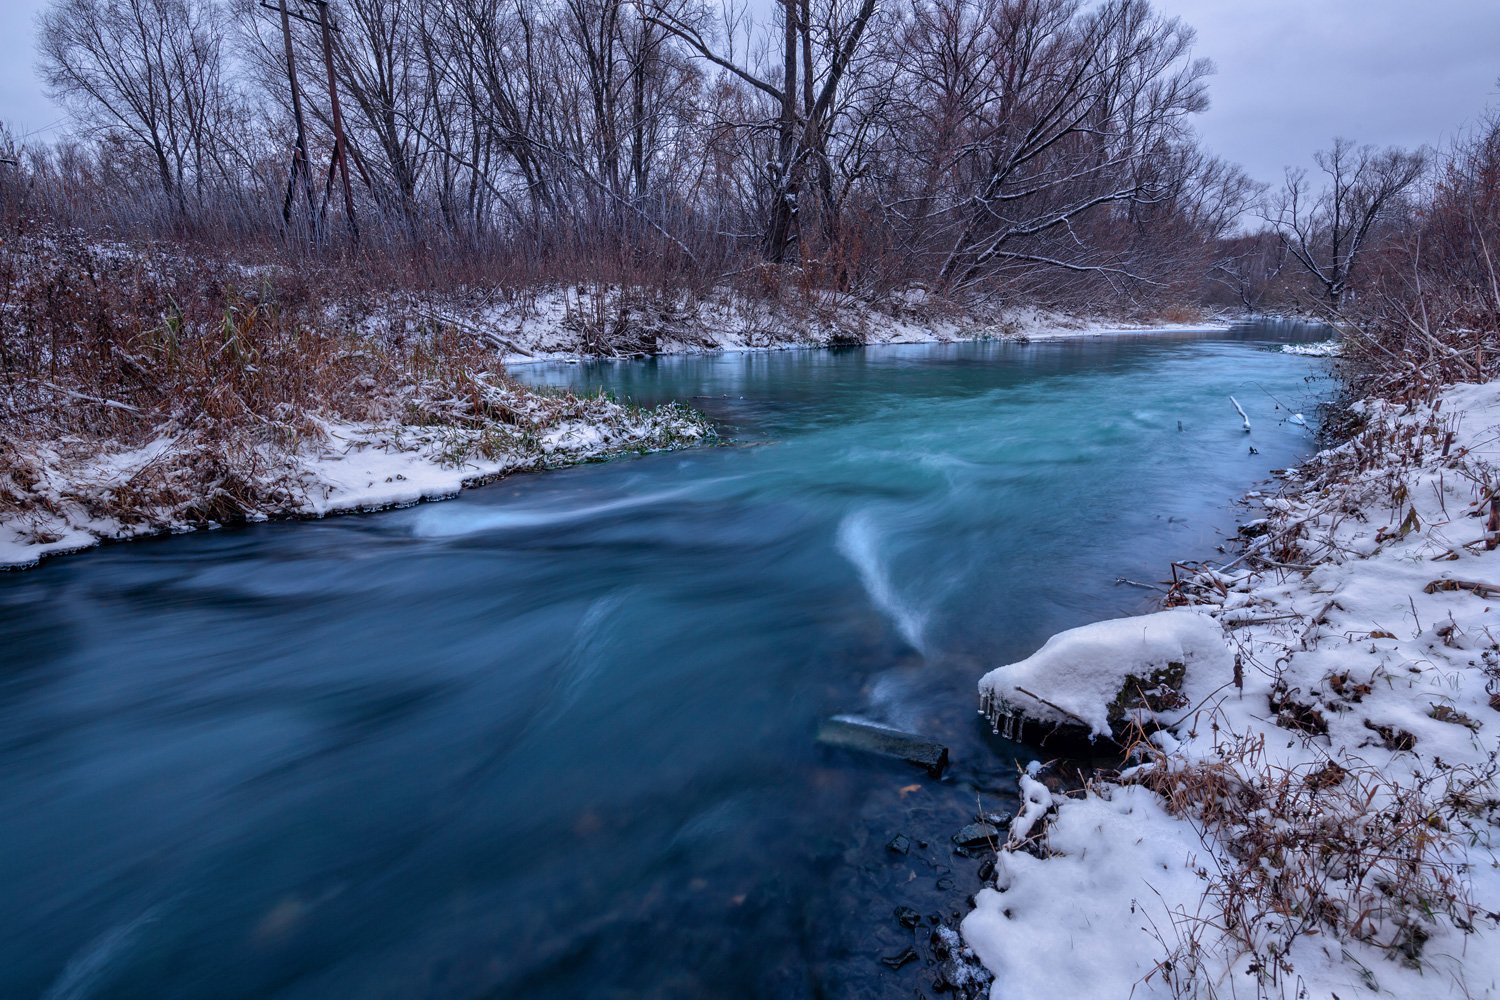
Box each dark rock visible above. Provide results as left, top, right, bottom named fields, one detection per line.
left=881, top=947, right=918, bottom=970
left=817, top=717, right=950, bottom=776
left=935, top=875, right=955, bottom=891
left=886, top=833, right=911, bottom=856
left=976, top=858, right=995, bottom=882
left=894, top=905, right=922, bottom=929
left=952, top=822, right=1001, bottom=849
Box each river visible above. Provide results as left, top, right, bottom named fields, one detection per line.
left=0, top=323, right=1331, bottom=999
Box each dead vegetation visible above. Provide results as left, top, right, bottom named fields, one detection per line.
left=1128, top=728, right=1497, bottom=998
left=0, top=227, right=711, bottom=553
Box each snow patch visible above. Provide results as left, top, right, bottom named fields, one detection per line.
left=1281, top=339, right=1343, bottom=357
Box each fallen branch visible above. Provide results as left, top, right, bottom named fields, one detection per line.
left=1423, top=578, right=1500, bottom=599
left=1015, top=686, right=1092, bottom=728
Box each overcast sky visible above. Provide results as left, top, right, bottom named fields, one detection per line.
left=1, top=0, right=1496, bottom=184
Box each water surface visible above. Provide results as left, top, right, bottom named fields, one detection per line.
left=0, top=324, right=1331, bottom=998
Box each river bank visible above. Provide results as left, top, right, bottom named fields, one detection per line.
left=965, top=378, right=1500, bottom=998
left=0, top=328, right=1333, bottom=1000
left=0, top=236, right=1234, bottom=571
left=406, top=284, right=1232, bottom=365
left=0, top=389, right=711, bottom=570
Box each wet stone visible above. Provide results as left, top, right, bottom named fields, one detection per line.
left=894, top=905, right=922, bottom=929
left=816, top=717, right=950, bottom=776
left=886, top=833, right=911, bottom=856
left=952, top=822, right=1001, bottom=848
left=881, top=947, right=919, bottom=970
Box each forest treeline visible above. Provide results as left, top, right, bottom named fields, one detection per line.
left=0, top=0, right=1276, bottom=302
left=0, top=0, right=1497, bottom=340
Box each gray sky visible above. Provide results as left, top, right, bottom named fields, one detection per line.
left=1, top=0, right=62, bottom=143
left=1, top=0, right=1497, bottom=183
left=1164, top=0, right=1500, bottom=183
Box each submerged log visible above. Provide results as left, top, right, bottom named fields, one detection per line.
left=816, top=716, right=950, bottom=777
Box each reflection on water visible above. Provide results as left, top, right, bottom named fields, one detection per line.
left=0, top=324, right=1331, bottom=999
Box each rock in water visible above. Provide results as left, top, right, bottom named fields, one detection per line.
left=893, top=905, right=922, bottom=929
left=816, top=717, right=949, bottom=776
left=952, top=822, right=1002, bottom=849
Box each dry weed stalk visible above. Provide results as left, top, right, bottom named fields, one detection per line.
left=1125, top=723, right=1496, bottom=998
left=0, top=228, right=711, bottom=540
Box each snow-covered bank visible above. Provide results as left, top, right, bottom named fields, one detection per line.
left=964, top=381, right=1500, bottom=998
left=402, top=285, right=1233, bottom=365
left=0, top=390, right=710, bottom=570
left=1281, top=338, right=1343, bottom=357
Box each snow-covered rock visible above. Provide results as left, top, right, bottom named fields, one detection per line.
left=978, top=608, right=1232, bottom=742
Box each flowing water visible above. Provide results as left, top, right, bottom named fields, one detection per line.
left=0, top=323, right=1332, bottom=999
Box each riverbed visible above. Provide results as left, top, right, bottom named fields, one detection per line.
left=0, top=324, right=1330, bottom=999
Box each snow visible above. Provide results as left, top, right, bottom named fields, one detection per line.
left=0, top=406, right=709, bottom=571
left=1006, top=774, right=1056, bottom=845
left=964, top=786, right=1209, bottom=999
left=1230, top=395, right=1252, bottom=432
left=978, top=609, right=1233, bottom=739
left=400, top=285, right=1232, bottom=366
left=1282, top=339, right=1343, bottom=357
left=964, top=380, right=1500, bottom=998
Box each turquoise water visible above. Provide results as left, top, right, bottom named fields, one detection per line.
left=0, top=325, right=1330, bottom=998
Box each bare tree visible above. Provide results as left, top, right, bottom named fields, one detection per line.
left=648, top=0, right=881, bottom=263
left=867, top=0, right=1214, bottom=294
left=39, top=0, right=240, bottom=208
left=1271, top=137, right=1426, bottom=310
left=30, top=0, right=1275, bottom=313
left=1208, top=228, right=1287, bottom=312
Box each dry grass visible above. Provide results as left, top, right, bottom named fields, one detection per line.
left=0, top=226, right=711, bottom=542
left=1126, top=727, right=1496, bottom=998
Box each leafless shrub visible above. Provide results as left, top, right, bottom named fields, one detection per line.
left=1130, top=731, right=1497, bottom=998
left=0, top=221, right=710, bottom=535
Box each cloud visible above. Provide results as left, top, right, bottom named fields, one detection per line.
left=1162, top=0, right=1500, bottom=183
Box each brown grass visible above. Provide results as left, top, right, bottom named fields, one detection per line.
left=0, top=225, right=710, bottom=542
left=1127, top=727, right=1496, bottom=998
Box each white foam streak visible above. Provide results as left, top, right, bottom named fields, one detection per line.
left=42, top=906, right=160, bottom=1000
left=408, top=486, right=696, bottom=538
left=836, top=509, right=927, bottom=654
